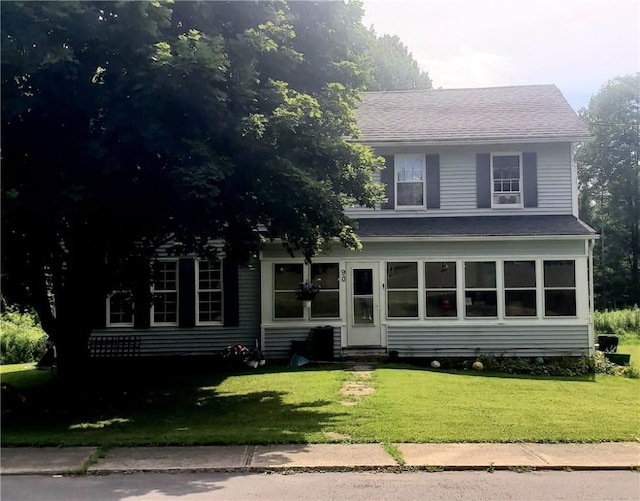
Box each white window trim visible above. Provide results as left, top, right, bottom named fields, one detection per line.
left=394, top=154, right=426, bottom=210
left=195, top=259, right=224, bottom=326
left=503, top=260, right=538, bottom=318
left=386, top=261, right=420, bottom=319
left=543, top=260, right=578, bottom=318
left=424, top=261, right=459, bottom=319
left=463, top=260, right=498, bottom=319
left=106, top=291, right=134, bottom=327
left=151, top=258, right=179, bottom=327
left=491, top=152, right=523, bottom=209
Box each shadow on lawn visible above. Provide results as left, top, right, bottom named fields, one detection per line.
left=1, top=360, right=348, bottom=446
left=379, top=362, right=596, bottom=382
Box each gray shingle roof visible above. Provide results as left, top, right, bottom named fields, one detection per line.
left=355, top=85, right=591, bottom=144
left=354, top=215, right=596, bottom=238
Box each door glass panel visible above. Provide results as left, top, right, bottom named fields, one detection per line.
left=354, top=298, right=374, bottom=324
left=353, top=269, right=373, bottom=296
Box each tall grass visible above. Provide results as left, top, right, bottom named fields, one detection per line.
left=595, top=307, right=640, bottom=344
left=0, top=310, right=48, bottom=364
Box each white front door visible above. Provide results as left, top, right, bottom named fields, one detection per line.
left=346, top=263, right=382, bottom=346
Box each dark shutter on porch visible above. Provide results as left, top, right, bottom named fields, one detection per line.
left=92, top=295, right=107, bottom=329
left=426, top=154, right=440, bottom=209
left=476, top=153, right=491, bottom=208
left=523, top=152, right=538, bottom=208
left=178, top=258, right=196, bottom=328
left=133, top=260, right=151, bottom=329
left=380, top=155, right=395, bottom=209
left=223, top=258, right=240, bottom=327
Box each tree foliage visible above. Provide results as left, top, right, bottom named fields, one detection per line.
left=577, top=74, right=640, bottom=308
left=364, top=30, right=432, bottom=91
left=1, top=0, right=386, bottom=372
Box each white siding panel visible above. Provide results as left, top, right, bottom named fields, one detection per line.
left=387, top=324, right=590, bottom=357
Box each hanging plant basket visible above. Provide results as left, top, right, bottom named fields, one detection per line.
left=296, top=280, right=321, bottom=303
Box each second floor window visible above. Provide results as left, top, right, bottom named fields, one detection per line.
left=395, top=154, right=425, bottom=208
left=492, top=154, right=522, bottom=207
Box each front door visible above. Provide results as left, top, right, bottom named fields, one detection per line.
left=346, top=263, right=382, bottom=346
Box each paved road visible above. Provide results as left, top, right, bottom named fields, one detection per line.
left=2, top=471, right=639, bottom=500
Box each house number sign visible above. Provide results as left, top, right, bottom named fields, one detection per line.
left=341, top=269, right=346, bottom=282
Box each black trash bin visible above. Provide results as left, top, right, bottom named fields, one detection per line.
left=597, top=335, right=619, bottom=353
left=308, top=326, right=334, bottom=361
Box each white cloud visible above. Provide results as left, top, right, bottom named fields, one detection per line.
left=417, top=49, right=518, bottom=89
left=362, top=0, right=639, bottom=109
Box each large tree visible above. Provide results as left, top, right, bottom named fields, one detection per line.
left=1, top=0, right=385, bottom=375
left=577, top=74, right=640, bottom=308
left=364, top=30, right=432, bottom=91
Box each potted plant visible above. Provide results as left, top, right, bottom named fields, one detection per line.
left=295, top=279, right=321, bottom=308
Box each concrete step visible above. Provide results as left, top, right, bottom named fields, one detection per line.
left=341, top=347, right=387, bottom=360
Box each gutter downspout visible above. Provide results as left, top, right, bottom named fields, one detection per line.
left=588, top=239, right=595, bottom=355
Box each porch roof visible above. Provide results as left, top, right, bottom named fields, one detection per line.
left=353, top=215, right=597, bottom=238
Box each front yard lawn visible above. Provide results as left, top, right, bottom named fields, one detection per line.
left=1, top=359, right=638, bottom=447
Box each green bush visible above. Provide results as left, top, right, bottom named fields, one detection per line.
left=0, top=310, right=48, bottom=364
left=476, top=354, right=595, bottom=377
left=595, top=308, right=640, bottom=343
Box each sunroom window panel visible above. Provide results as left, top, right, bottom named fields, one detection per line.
left=310, top=263, right=340, bottom=318
left=504, top=261, right=536, bottom=288
left=426, top=291, right=457, bottom=317
left=505, top=290, right=537, bottom=317
left=464, top=262, right=497, bottom=318
left=311, top=291, right=340, bottom=318
left=465, top=291, right=498, bottom=317
left=274, top=263, right=304, bottom=319
left=544, top=260, right=576, bottom=317
left=387, top=262, right=418, bottom=318
left=464, top=262, right=496, bottom=289
left=425, top=261, right=457, bottom=317
left=275, top=292, right=304, bottom=319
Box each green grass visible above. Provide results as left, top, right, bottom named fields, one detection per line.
left=1, top=362, right=638, bottom=447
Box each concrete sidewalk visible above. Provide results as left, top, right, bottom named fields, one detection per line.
left=1, top=443, right=639, bottom=475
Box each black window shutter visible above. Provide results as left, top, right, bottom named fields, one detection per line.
left=223, top=258, right=240, bottom=327
left=380, top=155, right=395, bottom=209
left=133, top=260, right=151, bottom=329
left=93, top=295, right=107, bottom=329
left=476, top=153, right=491, bottom=208
left=178, top=258, right=196, bottom=328
left=426, top=154, right=440, bottom=209
left=523, top=152, right=538, bottom=208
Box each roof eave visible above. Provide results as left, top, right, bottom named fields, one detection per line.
left=359, top=234, right=598, bottom=242
left=350, top=135, right=593, bottom=147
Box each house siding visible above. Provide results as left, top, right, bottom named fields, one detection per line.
left=263, top=325, right=343, bottom=360
left=93, top=264, right=261, bottom=356
left=346, top=142, right=573, bottom=217
left=386, top=324, right=590, bottom=357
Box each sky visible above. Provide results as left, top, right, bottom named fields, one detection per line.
left=362, top=0, right=639, bottom=111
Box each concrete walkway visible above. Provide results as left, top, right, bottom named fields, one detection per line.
left=1, top=442, right=639, bottom=475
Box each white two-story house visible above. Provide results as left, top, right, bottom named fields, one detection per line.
left=96, top=84, right=597, bottom=360
left=259, top=84, right=597, bottom=359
